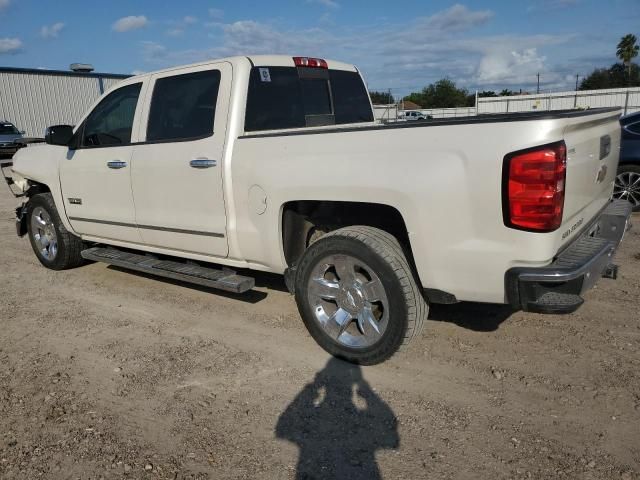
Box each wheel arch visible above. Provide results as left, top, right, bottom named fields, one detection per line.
left=281, top=200, right=420, bottom=284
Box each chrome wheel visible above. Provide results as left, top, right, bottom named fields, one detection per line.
left=30, top=206, right=58, bottom=261
left=614, top=171, right=640, bottom=208
left=307, top=254, right=389, bottom=349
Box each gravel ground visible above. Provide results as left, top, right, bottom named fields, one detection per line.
left=0, top=187, right=639, bottom=480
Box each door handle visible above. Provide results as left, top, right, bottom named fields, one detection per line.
left=107, top=161, right=127, bottom=169
left=190, top=159, right=217, bottom=168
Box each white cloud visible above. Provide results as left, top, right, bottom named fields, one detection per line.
left=208, top=8, right=224, bottom=19
left=140, top=41, right=167, bottom=61
left=166, top=15, right=198, bottom=36
left=420, top=3, right=492, bottom=31
left=528, top=0, right=579, bottom=12
left=216, top=20, right=333, bottom=56
left=0, top=37, right=22, bottom=54
left=40, top=22, right=65, bottom=39
left=138, top=3, right=582, bottom=93
left=112, top=15, right=148, bottom=33
left=307, top=0, right=339, bottom=8
left=0, top=0, right=9, bottom=11
left=476, top=48, right=546, bottom=85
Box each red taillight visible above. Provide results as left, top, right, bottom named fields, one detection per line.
left=503, top=141, right=567, bottom=232
left=293, top=56, right=328, bottom=69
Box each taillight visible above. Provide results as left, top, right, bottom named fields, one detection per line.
left=502, top=141, right=567, bottom=232
left=293, top=56, right=328, bottom=69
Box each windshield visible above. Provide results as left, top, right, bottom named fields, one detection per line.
left=0, top=123, right=20, bottom=135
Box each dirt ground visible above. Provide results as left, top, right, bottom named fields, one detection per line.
left=0, top=187, right=639, bottom=480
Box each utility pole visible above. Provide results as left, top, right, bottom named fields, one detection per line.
left=575, top=74, right=579, bottom=91
left=536, top=73, right=540, bottom=94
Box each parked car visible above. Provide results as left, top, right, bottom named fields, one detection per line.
left=0, top=121, right=24, bottom=158
left=4, top=55, right=632, bottom=364
left=398, top=110, right=432, bottom=121
left=616, top=111, right=640, bottom=211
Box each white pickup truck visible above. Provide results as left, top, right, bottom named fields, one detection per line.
left=3, top=55, right=633, bottom=364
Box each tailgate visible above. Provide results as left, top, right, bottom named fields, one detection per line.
left=559, top=109, right=621, bottom=246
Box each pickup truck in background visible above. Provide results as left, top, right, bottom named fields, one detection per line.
left=3, top=55, right=633, bottom=364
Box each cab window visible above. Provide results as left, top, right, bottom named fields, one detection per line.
left=82, top=83, right=142, bottom=147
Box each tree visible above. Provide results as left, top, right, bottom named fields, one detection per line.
left=617, top=33, right=639, bottom=79
left=580, top=63, right=640, bottom=90
left=499, top=89, right=514, bottom=96
left=403, top=79, right=472, bottom=108
left=369, top=91, right=395, bottom=104
left=478, top=90, right=497, bottom=98
left=402, top=93, right=424, bottom=107
left=422, top=79, right=471, bottom=108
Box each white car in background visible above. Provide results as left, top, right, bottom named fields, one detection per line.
left=398, top=110, right=432, bottom=121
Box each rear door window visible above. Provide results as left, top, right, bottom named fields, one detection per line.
left=329, top=70, right=374, bottom=125
left=245, top=66, right=372, bottom=132
left=147, top=70, right=221, bottom=142
left=245, top=67, right=305, bottom=132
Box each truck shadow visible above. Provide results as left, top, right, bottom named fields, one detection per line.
left=428, top=302, right=516, bottom=332
left=276, top=357, right=399, bottom=480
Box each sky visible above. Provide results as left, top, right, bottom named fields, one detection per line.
left=0, top=0, right=639, bottom=96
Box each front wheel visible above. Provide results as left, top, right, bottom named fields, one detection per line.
left=294, top=226, right=428, bottom=365
left=613, top=164, right=640, bottom=212
left=27, top=193, right=86, bottom=270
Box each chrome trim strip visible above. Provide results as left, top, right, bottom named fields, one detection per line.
left=68, top=217, right=225, bottom=238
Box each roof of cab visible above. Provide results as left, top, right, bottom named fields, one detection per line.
left=128, top=55, right=358, bottom=81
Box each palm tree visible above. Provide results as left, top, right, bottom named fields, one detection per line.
left=616, top=34, right=639, bottom=80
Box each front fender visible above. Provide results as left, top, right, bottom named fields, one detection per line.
left=11, top=144, right=78, bottom=237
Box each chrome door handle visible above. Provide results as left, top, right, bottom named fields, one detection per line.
left=190, top=159, right=217, bottom=168
left=107, top=161, right=127, bottom=169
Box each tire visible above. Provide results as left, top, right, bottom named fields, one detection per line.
left=614, top=164, right=640, bottom=212
left=26, top=193, right=86, bottom=270
left=294, top=226, right=428, bottom=365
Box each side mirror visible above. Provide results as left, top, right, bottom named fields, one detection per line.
left=19, top=130, right=25, bottom=135
left=45, top=125, right=74, bottom=146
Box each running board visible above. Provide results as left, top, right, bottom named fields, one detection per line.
left=81, top=247, right=255, bottom=294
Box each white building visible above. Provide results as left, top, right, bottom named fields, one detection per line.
left=0, top=66, right=128, bottom=137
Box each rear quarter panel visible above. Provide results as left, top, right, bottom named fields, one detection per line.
left=231, top=117, right=580, bottom=303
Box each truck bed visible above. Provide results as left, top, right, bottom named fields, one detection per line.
left=241, top=107, right=621, bottom=138
left=233, top=107, right=622, bottom=304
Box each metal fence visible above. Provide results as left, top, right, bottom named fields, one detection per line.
left=373, top=104, right=476, bottom=121
left=477, top=87, right=640, bottom=116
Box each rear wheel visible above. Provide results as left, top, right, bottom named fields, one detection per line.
left=294, top=226, right=428, bottom=365
left=27, top=193, right=86, bottom=270
left=613, top=164, right=640, bottom=212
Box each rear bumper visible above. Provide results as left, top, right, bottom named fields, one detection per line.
left=505, top=199, right=633, bottom=314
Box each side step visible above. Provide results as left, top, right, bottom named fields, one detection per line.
left=81, top=247, right=255, bottom=294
